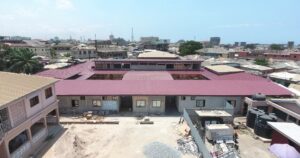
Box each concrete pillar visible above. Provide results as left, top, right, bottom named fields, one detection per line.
left=55, top=108, right=60, bottom=124
left=0, top=141, right=10, bottom=158
left=43, top=117, right=47, bottom=129
left=27, top=128, right=32, bottom=143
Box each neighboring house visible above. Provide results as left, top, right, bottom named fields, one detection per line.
left=36, top=59, right=292, bottom=115
left=97, top=46, right=127, bottom=59
left=268, top=72, right=300, bottom=86
left=264, top=52, right=300, bottom=61
left=71, top=44, right=97, bottom=59
left=51, top=43, right=74, bottom=57
left=139, top=37, right=170, bottom=51
left=240, top=64, right=273, bottom=76
left=245, top=98, right=300, bottom=124
left=137, top=50, right=178, bottom=60
left=0, top=72, right=59, bottom=158
left=4, top=40, right=51, bottom=57
left=197, top=48, right=229, bottom=58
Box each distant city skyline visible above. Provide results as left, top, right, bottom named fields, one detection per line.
left=0, top=0, right=299, bottom=44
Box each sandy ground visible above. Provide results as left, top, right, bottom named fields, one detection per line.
left=42, top=116, right=196, bottom=158
left=234, top=117, right=276, bottom=158
left=237, top=131, right=276, bottom=158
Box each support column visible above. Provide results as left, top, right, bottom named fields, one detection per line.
left=43, top=117, right=47, bottom=129
left=0, top=141, right=10, bottom=158
left=27, top=129, right=32, bottom=143
left=55, top=108, right=60, bottom=125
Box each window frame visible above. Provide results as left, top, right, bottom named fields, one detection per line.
left=92, top=100, right=101, bottom=107
left=30, top=96, right=40, bottom=107
left=196, top=99, right=205, bottom=107
left=136, top=100, right=146, bottom=107
left=152, top=100, right=161, bottom=107
left=45, top=87, right=53, bottom=99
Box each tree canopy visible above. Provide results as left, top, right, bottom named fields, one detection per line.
left=255, top=58, right=269, bottom=66
left=1, top=48, right=43, bottom=74
left=179, top=41, right=203, bottom=56
left=245, top=44, right=256, bottom=50
left=270, top=44, right=284, bottom=50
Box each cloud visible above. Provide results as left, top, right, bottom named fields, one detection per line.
left=56, top=0, right=74, bottom=10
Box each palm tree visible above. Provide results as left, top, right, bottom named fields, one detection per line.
left=8, top=48, right=43, bottom=74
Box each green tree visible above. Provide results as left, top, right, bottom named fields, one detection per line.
left=255, top=58, right=269, bottom=66
left=7, top=49, right=43, bottom=74
left=179, top=41, right=203, bottom=56
left=245, top=44, right=256, bottom=50
left=50, top=48, right=57, bottom=59
left=270, top=44, right=284, bottom=50
left=64, top=53, right=72, bottom=58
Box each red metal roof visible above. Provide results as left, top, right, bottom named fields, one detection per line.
left=55, top=80, right=292, bottom=96
left=36, top=61, right=95, bottom=79
left=200, top=69, right=266, bottom=80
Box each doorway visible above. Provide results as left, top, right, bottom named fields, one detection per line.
left=165, top=96, right=179, bottom=115
left=120, top=96, right=133, bottom=112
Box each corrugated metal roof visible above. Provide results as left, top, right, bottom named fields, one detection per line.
left=0, top=72, right=57, bottom=107
left=205, top=65, right=244, bottom=74
left=55, top=80, right=292, bottom=96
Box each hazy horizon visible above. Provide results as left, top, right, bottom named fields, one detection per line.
left=0, top=0, right=299, bottom=44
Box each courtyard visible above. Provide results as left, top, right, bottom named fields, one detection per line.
left=40, top=116, right=197, bottom=158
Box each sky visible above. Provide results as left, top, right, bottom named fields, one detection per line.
left=0, top=0, right=299, bottom=44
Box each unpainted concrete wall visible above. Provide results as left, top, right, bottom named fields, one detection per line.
left=58, top=96, right=120, bottom=113
left=177, top=96, right=243, bottom=114
left=132, top=96, right=165, bottom=114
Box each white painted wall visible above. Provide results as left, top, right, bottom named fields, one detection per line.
left=24, top=84, right=56, bottom=118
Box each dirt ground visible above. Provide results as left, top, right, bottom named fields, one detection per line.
left=234, top=117, right=276, bottom=158
left=238, top=131, right=276, bottom=158
left=42, top=116, right=197, bottom=158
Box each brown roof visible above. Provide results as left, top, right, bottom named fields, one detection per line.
left=0, top=72, right=57, bottom=107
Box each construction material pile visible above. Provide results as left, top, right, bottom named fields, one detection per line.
left=143, top=141, right=182, bottom=158
left=177, top=137, right=200, bottom=157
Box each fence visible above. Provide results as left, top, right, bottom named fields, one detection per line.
left=183, top=109, right=212, bottom=158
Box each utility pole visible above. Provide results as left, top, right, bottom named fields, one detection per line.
left=131, top=27, right=134, bottom=42
left=95, top=34, right=98, bottom=59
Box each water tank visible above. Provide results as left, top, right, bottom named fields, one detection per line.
left=252, top=93, right=266, bottom=101
left=254, top=114, right=277, bottom=139
left=246, top=108, right=265, bottom=128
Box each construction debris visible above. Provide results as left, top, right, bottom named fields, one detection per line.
left=177, top=136, right=201, bottom=157
left=143, top=141, right=182, bottom=158
left=140, top=117, right=154, bottom=124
